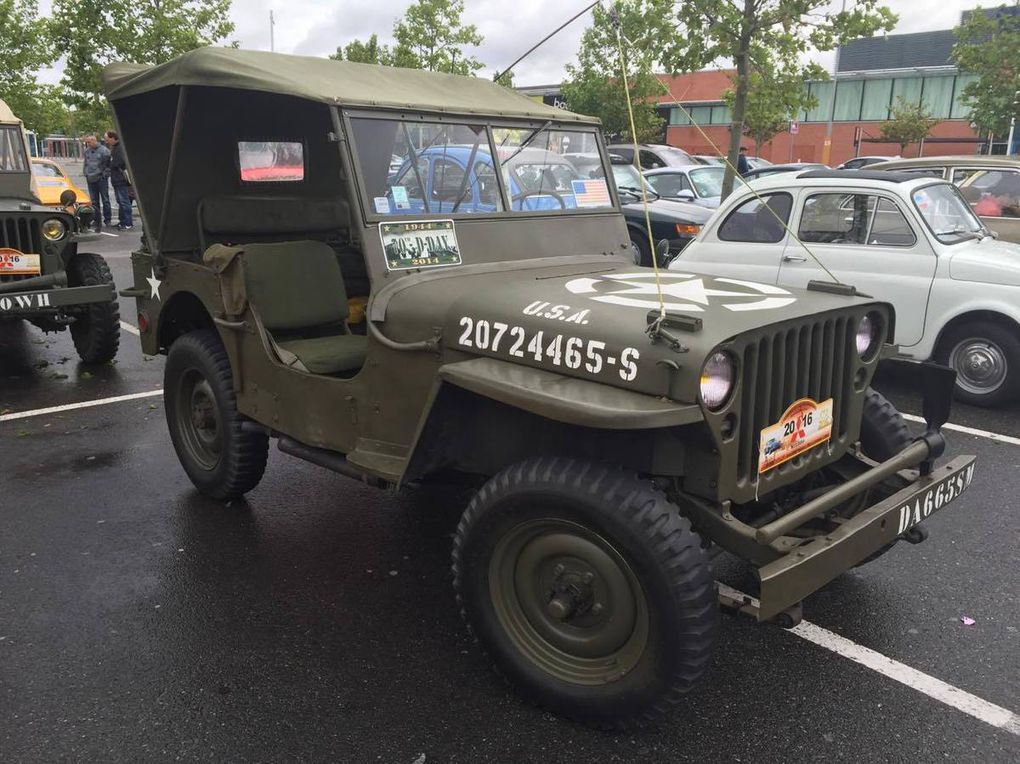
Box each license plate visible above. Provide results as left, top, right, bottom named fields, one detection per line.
left=759, top=397, right=833, bottom=473
left=895, top=459, right=976, bottom=535
left=0, top=249, right=40, bottom=276
left=380, top=219, right=461, bottom=271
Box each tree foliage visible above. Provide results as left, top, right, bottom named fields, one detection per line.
left=562, top=1, right=665, bottom=143
left=722, top=63, right=824, bottom=152
left=880, top=96, right=939, bottom=153
left=50, top=0, right=234, bottom=131
left=392, top=0, right=483, bottom=75
left=0, top=0, right=59, bottom=133
left=329, top=34, right=393, bottom=66
left=952, top=3, right=1020, bottom=137
left=657, top=0, right=897, bottom=197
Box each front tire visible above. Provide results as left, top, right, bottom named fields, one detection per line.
left=936, top=321, right=1020, bottom=407
left=164, top=329, right=268, bottom=499
left=68, top=252, right=119, bottom=364
left=453, top=458, right=718, bottom=728
left=629, top=230, right=651, bottom=267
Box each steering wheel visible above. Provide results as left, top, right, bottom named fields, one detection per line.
left=512, top=190, right=566, bottom=210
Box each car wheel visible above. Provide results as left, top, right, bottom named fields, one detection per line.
left=629, top=231, right=651, bottom=267
left=937, top=322, right=1020, bottom=407
left=68, top=252, right=120, bottom=364
left=164, top=329, right=269, bottom=500
left=453, top=458, right=718, bottom=728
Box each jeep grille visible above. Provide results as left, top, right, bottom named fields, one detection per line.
left=0, top=216, right=43, bottom=283
left=736, top=314, right=857, bottom=490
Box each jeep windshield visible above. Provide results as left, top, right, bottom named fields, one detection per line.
left=348, top=116, right=614, bottom=217
left=0, top=126, right=29, bottom=173
left=911, top=182, right=988, bottom=243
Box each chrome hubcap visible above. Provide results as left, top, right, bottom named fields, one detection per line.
left=950, top=338, right=1008, bottom=395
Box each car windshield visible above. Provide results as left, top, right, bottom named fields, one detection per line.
left=348, top=116, right=613, bottom=216
left=911, top=183, right=986, bottom=243
left=611, top=163, right=655, bottom=199
left=0, top=126, right=29, bottom=173
left=32, top=162, right=63, bottom=178
left=689, top=167, right=724, bottom=197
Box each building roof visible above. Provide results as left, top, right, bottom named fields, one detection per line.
left=837, top=30, right=957, bottom=73
left=103, top=47, right=598, bottom=123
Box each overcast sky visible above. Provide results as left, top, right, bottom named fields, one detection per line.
left=37, top=0, right=981, bottom=86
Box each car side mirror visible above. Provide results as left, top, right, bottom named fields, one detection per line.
left=676, top=190, right=695, bottom=201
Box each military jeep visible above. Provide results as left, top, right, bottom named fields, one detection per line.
left=104, top=49, right=976, bottom=727
left=0, top=99, right=119, bottom=362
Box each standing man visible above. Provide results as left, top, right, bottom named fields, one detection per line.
left=83, top=135, right=111, bottom=232
left=105, top=130, right=133, bottom=230
left=737, top=146, right=750, bottom=177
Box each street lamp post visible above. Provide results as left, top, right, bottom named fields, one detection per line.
left=1006, top=89, right=1019, bottom=156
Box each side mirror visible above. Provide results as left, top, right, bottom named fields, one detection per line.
left=676, top=190, right=695, bottom=202
left=59, top=189, right=77, bottom=207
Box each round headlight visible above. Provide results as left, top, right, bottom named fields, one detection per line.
left=41, top=218, right=67, bottom=241
left=700, top=351, right=736, bottom=410
left=856, top=313, right=880, bottom=359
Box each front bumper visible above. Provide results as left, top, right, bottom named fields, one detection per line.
left=756, top=453, right=976, bottom=620
left=0, top=284, right=116, bottom=315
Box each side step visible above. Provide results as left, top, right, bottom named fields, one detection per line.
left=278, top=437, right=389, bottom=489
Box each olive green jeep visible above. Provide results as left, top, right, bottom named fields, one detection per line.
left=0, top=99, right=119, bottom=362
left=104, top=49, right=976, bottom=727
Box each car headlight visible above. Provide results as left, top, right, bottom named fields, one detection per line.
left=41, top=218, right=67, bottom=241
left=700, top=351, right=736, bottom=410
left=856, top=312, right=881, bottom=360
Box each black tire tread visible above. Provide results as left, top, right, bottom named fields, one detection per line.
left=68, top=252, right=120, bottom=364
left=452, top=457, right=718, bottom=729
left=859, top=387, right=912, bottom=462
left=165, top=329, right=268, bottom=499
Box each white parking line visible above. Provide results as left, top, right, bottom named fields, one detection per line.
left=717, top=584, right=1020, bottom=736
left=99, top=231, right=118, bottom=237
left=120, top=320, right=140, bottom=336
left=902, top=413, right=1020, bottom=447
left=0, top=389, right=162, bottom=423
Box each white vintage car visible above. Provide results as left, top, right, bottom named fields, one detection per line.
left=670, top=169, right=1020, bottom=407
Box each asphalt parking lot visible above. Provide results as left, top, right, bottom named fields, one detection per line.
left=1, top=232, right=1018, bottom=762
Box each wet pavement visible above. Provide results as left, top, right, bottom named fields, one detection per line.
left=1, top=232, right=1018, bottom=761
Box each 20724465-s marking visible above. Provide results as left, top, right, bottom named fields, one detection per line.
left=106, top=47, right=977, bottom=728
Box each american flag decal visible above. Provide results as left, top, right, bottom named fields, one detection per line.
left=571, top=179, right=611, bottom=207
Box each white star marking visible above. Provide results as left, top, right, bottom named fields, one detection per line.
left=146, top=268, right=162, bottom=301
left=563, top=273, right=797, bottom=313
left=612, top=277, right=750, bottom=306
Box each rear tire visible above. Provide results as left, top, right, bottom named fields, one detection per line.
left=68, top=252, right=119, bottom=364
left=164, top=329, right=268, bottom=500
left=453, top=458, right=718, bottom=728
left=936, top=321, right=1020, bottom=408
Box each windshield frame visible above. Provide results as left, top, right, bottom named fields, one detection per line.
left=910, top=181, right=989, bottom=245
left=342, top=109, right=620, bottom=223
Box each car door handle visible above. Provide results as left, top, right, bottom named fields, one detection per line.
left=782, top=255, right=807, bottom=263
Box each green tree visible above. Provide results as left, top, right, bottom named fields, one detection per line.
left=329, top=33, right=393, bottom=65
left=879, top=96, right=939, bottom=154
left=49, top=0, right=235, bottom=131
left=391, top=0, right=483, bottom=75
left=952, top=3, right=1020, bottom=137
left=562, top=1, right=665, bottom=143
left=659, top=0, right=897, bottom=198
left=722, top=64, right=824, bottom=155
left=0, top=0, right=57, bottom=131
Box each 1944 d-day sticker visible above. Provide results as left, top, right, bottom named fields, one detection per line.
left=759, top=397, right=833, bottom=473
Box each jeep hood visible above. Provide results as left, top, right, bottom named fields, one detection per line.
left=948, top=239, right=1020, bottom=287
left=376, top=257, right=884, bottom=402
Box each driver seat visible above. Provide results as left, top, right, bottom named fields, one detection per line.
left=242, top=240, right=368, bottom=375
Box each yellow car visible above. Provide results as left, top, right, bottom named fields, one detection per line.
left=31, top=157, right=91, bottom=207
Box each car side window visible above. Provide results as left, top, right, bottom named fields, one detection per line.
left=953, top=168, right=1020, bottom=219
left=868, top=198, right=916, bottom=246
left=717, top=193, right=792, bottom=243
left=646, top=173, right=689, bottom=197
left=799, top=193, right=875, bottom=245
left=639, top=150, right=666, bottom=170
left=432, top=158, right=466, bottom=202
left=395, top=158, right=428, bottom=202
left=474, top=161, right=499, bottom=207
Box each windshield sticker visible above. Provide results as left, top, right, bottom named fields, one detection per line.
left=381, top=219, right=461, bottom=271
left=913, top=190, right=931, bottom=211
left=564, top=273, right=796, bottom=313
left=0, top=249, right=40, bottom=275
left=391, top=185, right=410, bottom=210
left=373, top=196, right=391, bottom=214
left=571, top=179, right=611, bottom=207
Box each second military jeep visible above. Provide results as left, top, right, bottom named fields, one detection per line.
left=105, top=49, right=976, bottom=727
left=0, top=99, right=119, bottom=363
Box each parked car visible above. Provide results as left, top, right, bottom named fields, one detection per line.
left=643, top=165, right=724, bottom=208
left=691, top=154, right=724, bottom=165
left=838, top=155, right=899, bottom=170
left=31, top=157, right=91, bottom=208
left=671, top=168, right=1020, bottom=406
left=743, top=162, right=827, bottom=181
left=606, top=142, right=696, bottom=169
left=869, top=155, right=1020, bottom=244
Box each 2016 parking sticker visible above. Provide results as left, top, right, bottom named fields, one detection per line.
left=457, top=316, right=639, bottom=382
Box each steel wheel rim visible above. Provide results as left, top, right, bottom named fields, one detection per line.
left=489, top=518, right=649, bottom=686
left=949, top=338, right=1008, bottom=395
left=175, top=368, right=223, bottom=471
left=629, top=240, right=643, bottom=265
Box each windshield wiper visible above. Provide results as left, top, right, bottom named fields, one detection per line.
left=499, top=120, right=552, bottom=167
